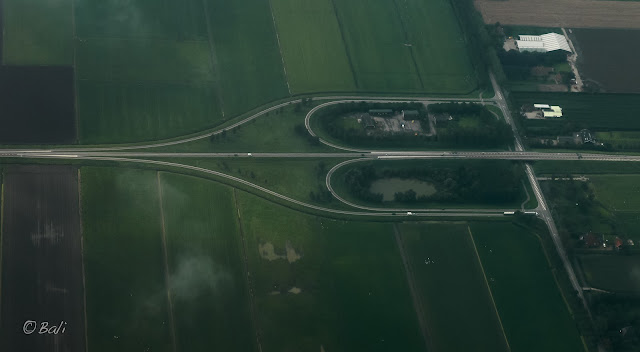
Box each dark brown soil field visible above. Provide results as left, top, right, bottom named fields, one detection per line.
left=573, top=28, right=640, bottom=93
left=0, top=66, right=76, bottom=144
left=0, top=165, right=85, bottom=352
left=0, top=0, right=76, bottom=144
left=475, top=0, right=640, bottom=29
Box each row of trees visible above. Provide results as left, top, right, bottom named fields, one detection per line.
left=343, top=161, right=522, bottom=205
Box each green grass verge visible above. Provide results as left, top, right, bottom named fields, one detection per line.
left=161, top=158, right=351, bottom=209
left=579, top=254, right=640, bottom=294
left=271, top=0, right=355, bottom=93
left=159, top=172, right=255, bottom=351
left=81, top=167, right=172, bottom=352
left=3, top=0, right=73, bottom=65
left=399, top=222, right=509, bottom=352
left=471, top=221, right=585, bottom=352
left=236, top=190, right=424, bottom=351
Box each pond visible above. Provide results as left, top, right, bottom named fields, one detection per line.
left=369, top=178, right=436, bottom=202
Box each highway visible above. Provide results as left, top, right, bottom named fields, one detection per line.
left=0, top=85, right=631, bottom=311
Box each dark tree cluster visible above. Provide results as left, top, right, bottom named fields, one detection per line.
left=343, top=161, right=522, bottom=205
left=498, top=50, right=569, bottom=81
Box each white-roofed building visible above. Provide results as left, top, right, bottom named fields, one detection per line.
left=516, top=33, right=572, bottom=53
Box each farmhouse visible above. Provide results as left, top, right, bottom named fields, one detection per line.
left=516, top=33, right=572, bottom=53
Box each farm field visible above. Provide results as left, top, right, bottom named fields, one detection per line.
left=76, top=81, right=222, bottom=144
left=0, top=66, right=76, bottom=144
left=334, top=0, right=475, bottom=93
left=206, top=0, right=289, bottom=117
left=589, top=175, right=640, bottom=211
left=2, top=0, right=73, bottom=65
left=579, top=255, right=640, bottom=294
left=513, top=92, right=640, bottom=133
left=332, top=0, right=420, bottom=92
left=74, top=0, right=208, bottom=40
left=80, top=167, right=173, bottom=352
left=471, top=222, right=585, bottom=352
left=573, top=29, right=640, bottom=93
left=475, top=0, right=640, bottom=29
left=158, top=173, right=255, bottom=352
left=534, top=161, right=640, bottom=175
left=270, top=0, right=355, bottom=94
left=595, top=131, right=640, bottom=150
left=76, top=39, right=213, bottom=83
left=0, top=166, right=85, bottom=352
left=398, top=222, right=509, bottom=352
left=236, top=191, right=425, bottom=351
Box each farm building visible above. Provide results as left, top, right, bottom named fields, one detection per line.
left=369, top=109, right=393, bottom=117
left=543, top=106, right=563, bottom=118
left=517, top=33, right=571, bottom=53
left=532, top=103, right=563, bottom=118
left=402, top=110, right=419, bottom=120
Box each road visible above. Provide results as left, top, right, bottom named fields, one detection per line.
left=488, top=72, right=590, bottom=311
left=0, top=84, right=630, bottom=311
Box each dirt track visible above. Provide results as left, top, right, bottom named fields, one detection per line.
left=475, top=0, right=640, bottom=29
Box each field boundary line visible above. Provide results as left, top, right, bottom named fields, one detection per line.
left=232, top=189, right=262, bottom=352
left=201, top=0, right=226, bottom=118
left=156, top=172, right=178, bottom=352
left=72, top=0, right=80, bottom=143
left=467, top=226, right=511, bottom=352
left=266, top=0, right=291, bottom=95
left=328, top=0, right=359, bottom=89
left=78, top=169, right=90, bottom=352
left=0, top=176, right=4, bottom=321
left=393, top=224, right=434, bottom=352
left=390, top=0, right=424, bottom=90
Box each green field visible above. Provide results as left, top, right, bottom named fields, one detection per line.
left=236, top=191, right=425, bottom=351
left=207, top=0, right=289, bottom=117
left=81, top=167, right=172, bottom=352
left=3, top=0, right=73, bottom=65
left=76, top=39, right=213, bottom=82
left=77, top=81, right=223, bottom=144
left=514, top=92, right=640, bottom=131
left=158, top=172, right=254, bottom=352
left=74, top=3, right=225, bottom=144
left=534, top=161, right=640, bottom=175
left=471, top=222, right=585, bottom=352
left=74, top=0, right=208, bottom=40
left=333, top=0, right=475, bottom=93
left=595, top=131, right=640, bottom=150
left=580, top=255, right=640, bottom=294
left=333, top=0, right=420, bottom=92
left=590, top=175, right=640, bottom=211
left=399, top=222, right=509, bottom=352
left=271, top=0, right=355, bottom=93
